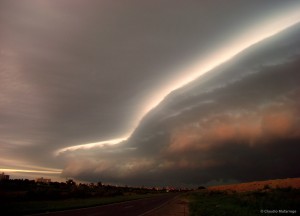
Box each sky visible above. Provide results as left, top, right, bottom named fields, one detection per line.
left=1, top=0, right=300, bottom=187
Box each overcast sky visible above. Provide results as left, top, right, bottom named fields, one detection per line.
left=1, top=0, right=300, bottom=186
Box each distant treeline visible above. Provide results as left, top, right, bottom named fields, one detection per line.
left=0, top=179, right=183, bottom=201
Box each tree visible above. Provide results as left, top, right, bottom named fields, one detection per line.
left=66, top=179, right=76, bottom=186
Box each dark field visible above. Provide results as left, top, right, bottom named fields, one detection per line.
left=189, top=187, right=300, bottom=216
left=0, top=179, right=179, bottom=215
left=1, top=194, right=172, bottom=215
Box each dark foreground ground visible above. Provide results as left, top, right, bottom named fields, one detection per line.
left=32, top=193, right=178, bottom=216
left=189, top=187, right=300, bottom=216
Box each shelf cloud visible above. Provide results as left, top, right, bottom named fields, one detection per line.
left=1, top=0, right=300, bottom=186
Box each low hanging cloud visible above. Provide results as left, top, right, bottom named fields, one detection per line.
left=61, top=23, right=300, bottom=186
left=2, top=0, right=300, bottom=183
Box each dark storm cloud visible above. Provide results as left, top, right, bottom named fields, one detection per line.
left=62, top=23, right=300, bottom=186
left=1, top=0, right=300, bottom=184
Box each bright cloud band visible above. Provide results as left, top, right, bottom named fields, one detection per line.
left=56, top=6, right=300, bottom=155
left=0, top=168, right=62, bottom=174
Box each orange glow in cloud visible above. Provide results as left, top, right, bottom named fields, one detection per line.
left=167, top=102, right=299, bottom=154
left=262, top=110, right=295, bottom=138
left=56, top=6, right=300, bottom=155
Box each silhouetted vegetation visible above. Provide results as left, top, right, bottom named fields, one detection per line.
left=0, top=178, right=182, bottom=214
left=0, top=179, right=178, bottom=201
left=189, top=187, right=300, bottom=216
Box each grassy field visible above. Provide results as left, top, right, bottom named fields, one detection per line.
left=208, top=177, right=300, bottom=192
left=189, top=188, right=300, bottom=216
left=0, top=193, right=160, bottom=215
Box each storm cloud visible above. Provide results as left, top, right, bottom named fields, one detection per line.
left=1, top=0, right=300, bottom=185
left=61, top=23, right=300, bottom=186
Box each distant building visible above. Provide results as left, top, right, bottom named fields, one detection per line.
left=35, top=177, right=51, bottom=183
left=0, top=172, right=9, bottom=181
